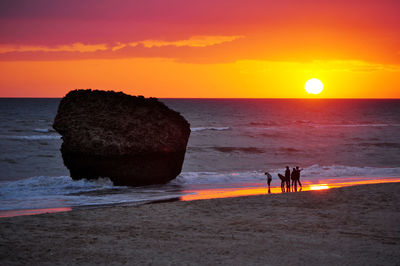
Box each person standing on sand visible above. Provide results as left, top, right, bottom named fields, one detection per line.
left=285, top=166, right=291, bottom=192
left=291, top=169, right=296, bottom=190
left=265, top=172, right=272, bottom=193
left=296, top=166, right=303, bottom=190
left=291, top=167, right=297, bottom=191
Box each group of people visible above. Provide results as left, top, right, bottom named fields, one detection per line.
left=265, top=166, right=303, bottom=193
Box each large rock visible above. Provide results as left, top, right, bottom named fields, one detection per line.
left=53, top=89, right=190, bottom=186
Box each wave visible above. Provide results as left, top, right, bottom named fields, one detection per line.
left=313, top=123, right=400, bottom=128
left=0, top=158, right=18, bottom=164
left=291, top=165, right=400, bottom=179
left=249, top=121, right=279, bottom=127
left=33, top=128, right=54, bottom=133
left=1, top=165, right=400, bottom=212
left=9, top=128, right=55, bottom=133
left=348, top=142, right=400, bottom=148
left=173, top=171, right=265, bottom=185
left=258, top=132, right=287, bottom=138
left=248, top=120, right=317, bottom=127
left=191, top=126, right=230, bottom=132
left=1, top=176, right=114, bottom=196
left=0, top=176, right=115, bottom=211
left=188, top=146, right=265, bottom=154
left=247, top=121, right=400, bottom=128
left=0, top=176, right=184, bottom=212
left=173, top=165, right=400, bottom=185
left=2, top=166, right=399, bottom=192
left=212, top=147, right=265, bottom=154
left=4, top=134, right=61, bottom=140
left=278, top=147, right=301, bottom=153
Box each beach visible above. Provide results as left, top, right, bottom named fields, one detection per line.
left=1, top=182, right=399, bottom=265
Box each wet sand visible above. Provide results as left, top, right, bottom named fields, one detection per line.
left=1, top=182, right=400, bottom=265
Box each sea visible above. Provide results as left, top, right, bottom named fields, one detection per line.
left=1, top=98, right=400, bottom=215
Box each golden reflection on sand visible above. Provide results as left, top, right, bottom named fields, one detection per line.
left=0, top=207, right=72, bottom=218
left=180, top=178, right=400, bottom=201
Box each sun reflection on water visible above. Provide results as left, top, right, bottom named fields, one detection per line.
left=309, top=184, right=330, bottom=190
left=180, top=178, right=400, bottom=201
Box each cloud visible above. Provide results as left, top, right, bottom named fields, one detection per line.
left=235, top=60, right=400, bottom=76
left=310, top=60, right=400, bottom=73
left=0, top=35, right=245, bottom=62
left=129, top=35, right=244, bottom=48
left=0, top=42, right=108, bottom=53
left=0, top=35, right=243, bottom=56
left=111, top=42, right=127, bottom=51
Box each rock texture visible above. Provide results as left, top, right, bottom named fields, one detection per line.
left=53, top=89, right=190, bottom=186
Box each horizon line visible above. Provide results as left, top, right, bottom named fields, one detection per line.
left=1, top=97, right=400, bottom=100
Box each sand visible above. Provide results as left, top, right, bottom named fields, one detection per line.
left=1, top=182, right=400, bottom=265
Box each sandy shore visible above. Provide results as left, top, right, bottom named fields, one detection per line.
left=1, top=182, right=400, bottom=265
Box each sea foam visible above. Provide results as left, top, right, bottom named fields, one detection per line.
left=173, top=165, right=400, bottom=185
left=191, top=126, right=230, bottom=132
left=1, top=165, right=400, bottom=212
left=4, top=134, right=61, bottom=140
left=33, top=128, right=52, bottom=133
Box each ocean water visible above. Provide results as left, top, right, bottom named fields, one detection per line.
left=1, top=98, right=400, bottom=213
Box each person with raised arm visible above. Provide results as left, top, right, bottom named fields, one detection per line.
left=296, top=166, right=303, bottom=190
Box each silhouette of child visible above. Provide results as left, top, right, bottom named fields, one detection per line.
left=265, top=172, right=272, bottom=188
left=277, top=173, right=286, bottom=192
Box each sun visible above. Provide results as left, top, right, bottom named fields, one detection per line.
left=305, top=78, right=324, bottom=94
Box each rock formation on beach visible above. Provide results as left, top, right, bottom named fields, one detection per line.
left=53, top=89, right=190, bottom=186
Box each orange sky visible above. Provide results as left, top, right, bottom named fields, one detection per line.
left=0, top=0, right=399, bottom=98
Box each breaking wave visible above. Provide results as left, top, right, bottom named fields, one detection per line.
left=211, top=147, right=265, bottom=154
left=247, top=121, right=400, bottom=128
left=187, top=146, right=265, bottom=154
left=191, top=126, right=230, bottom=132
left=33, top=128, right=54, bottom=133
left=173, top=165, right=400, bottom=185
left=3, top=134, right=61, bottom=140
left=1, top=165, right=400, bottom=212
left=0, top=176, right=182, bottom=211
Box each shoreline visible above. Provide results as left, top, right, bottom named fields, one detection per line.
left=1, top=182, right=400, bottom=265
left=1, top=177, right=400, bottom=218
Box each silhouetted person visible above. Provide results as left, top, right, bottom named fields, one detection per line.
left=296, top=166, right=303, bottom=190
left=265, top=172, right=272, bottom=193
left=285, top=166, right=291, bottom=192
left=291, top=168, right=297, bottom=191
left=277, top=174, right=286, bottom=192
left=291, top=169, right=296, bottom=190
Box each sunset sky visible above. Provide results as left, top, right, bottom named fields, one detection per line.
left=0, top=0, right=399, bottom=98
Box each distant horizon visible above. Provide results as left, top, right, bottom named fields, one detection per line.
left=1, top=96, right=400, bottom=100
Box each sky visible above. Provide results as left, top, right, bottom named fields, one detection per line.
left=0, top=0, right=399, bottom=98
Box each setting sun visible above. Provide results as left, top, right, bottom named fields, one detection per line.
left=305, top=78, right=324, bottom=95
